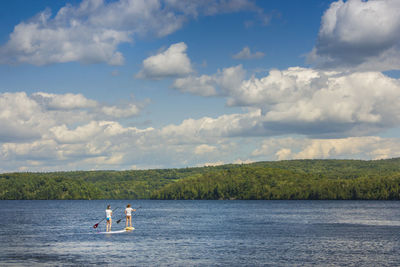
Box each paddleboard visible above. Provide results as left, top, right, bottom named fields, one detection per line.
left=125, top=227, right=135, bottom=231
left=98, top=229, right=127, bottom=234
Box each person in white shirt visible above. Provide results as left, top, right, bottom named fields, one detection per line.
left=125, top=204, right=136, bottom=228
left=105, top=205, right=112, bottom=232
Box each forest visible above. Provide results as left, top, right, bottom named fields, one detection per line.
left=1, top=158, right=400, bottom=200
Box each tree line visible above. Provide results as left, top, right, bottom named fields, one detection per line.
left=151, top=165, right=400, bottom=200
left=1, top=158, right=400, bottom=200
left=0, top=168, right=209, bottom=199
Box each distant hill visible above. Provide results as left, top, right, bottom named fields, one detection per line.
left=1, top=158, right=400, bottom=200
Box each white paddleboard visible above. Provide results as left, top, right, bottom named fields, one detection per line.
left=98, top=229, right=127, bottom=234
left=98, top=227, right=135, bottom=234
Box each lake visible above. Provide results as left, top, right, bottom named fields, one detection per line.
left=1, top=200, right=399, bottom=266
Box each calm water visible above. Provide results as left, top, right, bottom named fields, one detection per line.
left=1, top=200, right=400, bottom=266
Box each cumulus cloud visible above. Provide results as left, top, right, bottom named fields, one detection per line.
left=0, top=0, right=264, bottom=66
left=194, top=144, right=216, bottom=155
left=32, top=92, right=98, bottom=110
left=0, top=92, right=144, bottom=145
left=172, top=65, right=246, bottom=96
left=50, top=122, right=106, bottom=144
left=172, top=65, right=400, bottom=138
left=159, top=109, right=264, bottom=143
left=0, top=91, right=191, bottom=171
left=0, top=7, right=130, bottom=65
left=172, top=75, right=218, bottom=96
left=136, top=42, right=193, bottom=79
left=30, top=91, right=142, bottom=119
left=1, top=139, right=59, bottom=161
left=308, top=0, right=400, bottom=71
left=225, top=67, right=400, bottom=137
left=252, top=136, right=400, bottom=161
left=232, top=46, right=265, bottom=59
left=101, top=104, right=140, bottom=118
left=0, top=92, right=53, bottom=142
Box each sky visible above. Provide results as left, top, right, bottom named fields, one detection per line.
left=1, top=0, right=400, bottom=172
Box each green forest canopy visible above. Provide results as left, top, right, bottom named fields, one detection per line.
left=1, top=158, right=400, bottom=200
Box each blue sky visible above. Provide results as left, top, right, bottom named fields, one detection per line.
left=1, top=0, right=400, bottom=172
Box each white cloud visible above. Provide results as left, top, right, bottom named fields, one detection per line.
left=225, top=67, right=400, bottom=137
left=172, top=64, right=246, bottom=96
left=233, top=158, right=254, bottom=164
left=0, top=90, right=158, bottom=171
left=50, top=120, right=150, bottom=145
left=0, top=12, right=130, bottom=65
left=50, top=121, right=105, bottom=144
left=0, top=0, right=263, bottom=65
left=172, top=74, right=218, bottom=96
left=32, top=92, right=97, bottom=110
left=194, top=144, right=216, bottom=155
left=1, top=139, right=59, bottom=161
left=82, top=153, right=125, bottom=165
left=252, top=136, right=400, bottom=160
left=0, top=92, right=145, bottom=144
left=203, top=161, right=225, bottom=167
left=136, top=42, right=193, bottom=79
left=172, top=65, right=400, bottom=138
left=159, top=109, right=263, bottom=143
left=232, top=46, right=265, bottom=59
left=0, top=92, right=53, bottom=142
left=101, top=103, right=140, bottom=118
left=275, top=148, right=292, bottom=161
left=309, top=0, right=400, bottom=71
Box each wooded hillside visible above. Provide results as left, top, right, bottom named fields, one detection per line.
left=1, top=158, right=400, bottom=200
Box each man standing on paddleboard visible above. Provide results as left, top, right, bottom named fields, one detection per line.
left=106, top=205, right=113, bottom=232
left=125, top=204, right=136, bottom=229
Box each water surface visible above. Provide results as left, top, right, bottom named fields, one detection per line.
left=1, top=200, right=399, bottom=266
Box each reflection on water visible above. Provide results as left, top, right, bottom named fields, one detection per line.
left=1, top=200, right=400, bottom=266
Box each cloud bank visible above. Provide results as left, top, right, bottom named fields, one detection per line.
left=252, top=136, right=400, bottom=161
left=2, top=88, right=400, bottom=172
left=2, top=89, right=400, bottom=172
left=172, top=65, right=400, bottom=137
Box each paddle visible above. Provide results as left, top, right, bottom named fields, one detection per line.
left=93, top=207, right=119, bottom=229
left=116, top=206, right=141, bottom=224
